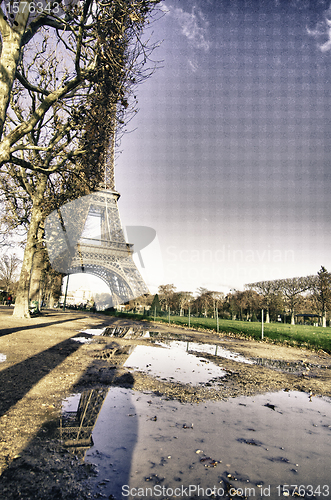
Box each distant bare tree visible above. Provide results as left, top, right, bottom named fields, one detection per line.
left=242, top=289, right=261, bottom=321
left=246, top=280, right=281, bottom=323
left=174, top=291, right=194, bottom=316
left=275, top=276, right=313, bottom=325
left=158, top=284, right=177, bottom=311
left=209, top=291, right=224, bottom=318
left=195, top=287, right=211, bottom=317
left=0, top=253, right=21, bottom=294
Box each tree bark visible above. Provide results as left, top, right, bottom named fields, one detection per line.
left=13, top=174, right=47, bottom=318
left=265, top=309, right=270, bottom=323
left=0, top=7, right=30, bottom=139
left=29, top=244, right=47, bottom=308
left=322, top=311, right=327, bottom=328
left=291, top=311, right=295, bottom=325
left=47, top=272, right=63, bottom=308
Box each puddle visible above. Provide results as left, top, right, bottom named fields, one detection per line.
left=182, top=340, right=254, bottom=364
left=80, top=328, right=106, bottom=336
left=71, top=336, right=93, bottom=344
left=121, top=339, right=254, bottom=385
left=60, top=389, right=331, bottom=499
left=145, top=335, right=254, bottom=364
left=74, top=327, right=143, bottom=343
left=0, top=353, right=6, bottom=362
left=104, top=326, right=146, bottom=338
left=145, top=331, right=189, bottom=340
left=79, top=327, right=145, bottom=339
left=71, top=329, right=107, bottom=343
left=123, top=343, right=228, bottom=385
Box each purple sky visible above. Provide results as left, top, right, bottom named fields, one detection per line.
left=108, top=0, right=331, bottom=295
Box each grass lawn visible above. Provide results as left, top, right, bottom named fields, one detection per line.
left=104, top=311, right=331, bottom=354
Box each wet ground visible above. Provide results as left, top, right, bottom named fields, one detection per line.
left=63, top=388, right=331, bottom=499
left=0, top=309, right=331, bottom=499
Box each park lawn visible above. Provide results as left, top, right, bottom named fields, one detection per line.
left=106, top=311, right=331, bottom=354
left=168, top=316, right=331, bottom=353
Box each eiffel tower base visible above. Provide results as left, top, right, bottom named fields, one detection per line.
left=45, top=189, right=149, bottom=306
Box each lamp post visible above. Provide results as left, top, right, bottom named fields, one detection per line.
left=188, top=304, right=191, bottom=328
left=63, top=275, right=70, bottom=312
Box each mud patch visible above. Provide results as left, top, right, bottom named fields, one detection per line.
left=253, top=357, right=327, bottom=374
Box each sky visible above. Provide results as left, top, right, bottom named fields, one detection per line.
left=69, top=0, right=331, bottom=297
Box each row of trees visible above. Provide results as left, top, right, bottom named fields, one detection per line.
left=0, top=0, right=161, bottom=317
left=247, top=267, right=331, bottom=326
left=2, top=245, right=330, bottom=326
left=133, top=267, right=331, bottom=327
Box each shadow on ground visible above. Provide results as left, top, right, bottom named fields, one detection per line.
left=0, top=354, right=136, bottom=500
left=0, top=338, right=83, bottom=418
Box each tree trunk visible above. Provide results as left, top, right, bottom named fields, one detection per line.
left=291, top=310, right=295, bottom=325
left=13, top=175, right=47, bottom=318
left=47, top=273, right=63, bottom=308
left=265, top=309, right=270, bottom=323
left=13, top=220, right=40, bottom=317
left=29, top=244, right=47, bottom=307
left=322, top=311, right=327, bottom=328
left=0, top=8, right=30, bottom=141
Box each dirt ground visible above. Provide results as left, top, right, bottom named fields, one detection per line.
left=0, top=306, right=330, bottom=499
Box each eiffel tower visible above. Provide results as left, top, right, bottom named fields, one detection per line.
left=45, top=133, right=149, bottom=306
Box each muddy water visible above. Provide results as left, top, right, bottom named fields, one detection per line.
left=174, top=340, right=254, bottom=364
left=123, top=343, right=228, bottom=385
left=62, top=390, right=331, bottom=499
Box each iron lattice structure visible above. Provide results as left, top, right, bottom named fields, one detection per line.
left=67, top=188, right=149, bottom=305
left=59, top=388, right=109, bottom=458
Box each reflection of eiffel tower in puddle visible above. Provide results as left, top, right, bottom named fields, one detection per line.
left=59, top=334, right=137, bottom=458
left=59, top=388, right=109, bottom=458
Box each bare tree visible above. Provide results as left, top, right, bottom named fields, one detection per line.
left=246, top=280, right=281, bottom=323
left=194, top=287, right=212, bottom=317
left=0, top=252, right=21, bottom=294
left=0, top=0, right=160, bottom=166
left=209, top=291, right=224, bottom=318
left=158, top=284, right=176, bottom=311
left=311, top=267, right=331, bottom=327
left=275, top=276, right=313, bottom=325
left=0, top=0, right=161, bottom=317
left=174, top=291, right=193, bottom=316
left=241, top=289, right=261, bottom=321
